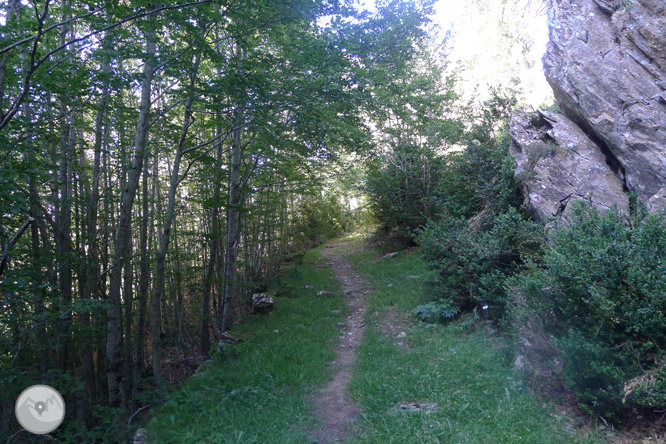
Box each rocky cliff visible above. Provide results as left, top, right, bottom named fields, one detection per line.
left=510, top=0, right=666, bottom=221
left=510, top=109, right=629, bottom=221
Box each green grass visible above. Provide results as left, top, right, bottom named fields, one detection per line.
left=146, top=236, right=601, bottom=443
left=345, top=237, right=599, bottom=444
left=146, top=247, right=346, bottom=444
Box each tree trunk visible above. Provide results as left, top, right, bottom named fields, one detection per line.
left=53, top=0, right=74, bottom=374
left=200, top=134, right=225, bottom=353
left=151, top=52, right=200, bottom=378
left=135, top=154, right=150, bottom=384
left=122, top=247, right=134, bottom=402
left=221, top=124, right=242, bottom=332
left=200, top=204, right=217, bottom=354
left=79, top=31, right=112, bottom=421
left=106, top=30, right=156, bottom=408
left=221, top=38, right=248, bottom=332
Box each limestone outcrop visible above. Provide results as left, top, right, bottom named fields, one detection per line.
left=510, top=0, right=666, bottom=218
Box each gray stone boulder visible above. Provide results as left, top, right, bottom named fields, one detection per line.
left=542, top=0, right=666, bottom=212
left=510, top=109, right=629, bottom=223
left=133, top=428, right=148, bottom=444
left=251, top=293, right=274, bottom=313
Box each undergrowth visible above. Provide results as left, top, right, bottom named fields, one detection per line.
left=145, top=247, right=345, bottom=443
left=510, top=202, right=666, bottom=417
left=346, top=239, right=599, bottom=444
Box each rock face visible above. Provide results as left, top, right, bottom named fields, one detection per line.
left=511, top=0, right=666, bottom=216
left=510, top=109, right=629, bottom=222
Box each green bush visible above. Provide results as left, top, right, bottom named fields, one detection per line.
left=511, top=201, right=666, bottom=415
left=435, top=132, right=522, bottom=219
left=413, top=298, right=460, bottom=323
left=293, top=193, right=348, bottom=246
left=556, top=330, right=626, bottom=415
left=417, top=207, right=543, bottom=319
left=365, top=144, right=445, bottom=240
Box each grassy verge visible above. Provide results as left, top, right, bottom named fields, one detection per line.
left=345, top=238, right=599, bottom=444
left=146, top=247, right=346, bottom=444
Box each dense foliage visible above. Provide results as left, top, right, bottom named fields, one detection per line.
left=381, top=90, right=543, bottom=319
left=363, top=46, right=461, bottom=240
left=365, top=87, right=522, bottom=239
left=510, top=202, right=666, bottom=416
left=418, top=207, right=542, bottom=318
left=293, top=192, right=350, bottom=247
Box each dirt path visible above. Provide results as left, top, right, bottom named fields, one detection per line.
left=310, top=240, right=369, bottom=443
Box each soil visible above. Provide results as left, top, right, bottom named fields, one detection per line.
left=309, top=240, right=369, bottom=444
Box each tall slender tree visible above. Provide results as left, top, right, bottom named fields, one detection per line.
left=107, top=24, right=156, bottom=408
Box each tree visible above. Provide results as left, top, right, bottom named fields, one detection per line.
left=363, top=39, right=461, bottom=238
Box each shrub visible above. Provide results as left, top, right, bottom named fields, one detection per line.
left=365, top=144, right=446, bottom=240
left=293, top=193, right=348, bottom=246
left=435, top=132, right=522, bottom=219
left=511, top=201, right=666, bottom=415
left=417, top=207, right=543, bottom=319
left=413, top=298, right=460, bottom=323
left=556, top=330, right=627, bottom=415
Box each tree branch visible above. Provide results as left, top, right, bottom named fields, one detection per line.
left=0, top=217, right=34, bottom=277
left=0, top=1, right=210, bottom=56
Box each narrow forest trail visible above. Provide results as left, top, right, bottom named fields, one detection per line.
left=145, top=238, right=601, bottom=444
left=310, top=240, right=370, bottom=443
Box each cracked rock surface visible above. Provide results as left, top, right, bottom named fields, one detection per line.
left=510, top=109, right=629, bottom=223
left=511, top=0, right=666, bottom=216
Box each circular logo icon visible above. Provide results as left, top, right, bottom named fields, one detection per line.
left=15, top=385, right=65, bottom=434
